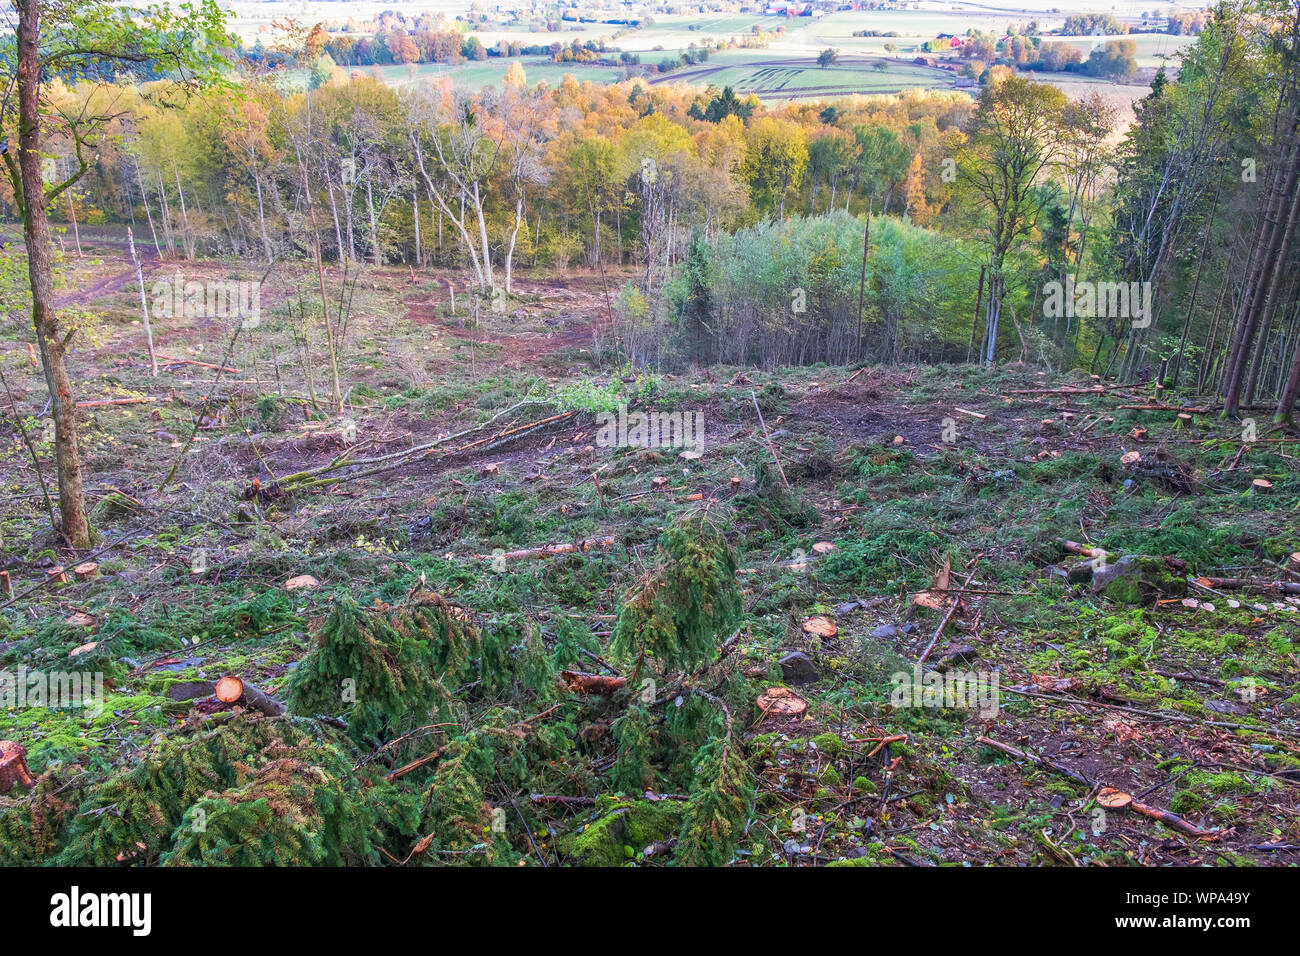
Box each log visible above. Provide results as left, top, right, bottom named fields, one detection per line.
left=1130, top=800, right=1218, bottom=839
left=1197, top=575, right=1300, bottom=596
left=166, top=680, right=217, bottom=702
left=0, top=740, right=36, bottom=792
left=1061, top=540, right=1106, bottom=559
left=75, top=397, right=157, bottom=408
left=214, top=676, right=286, bottom=716
left=484, top=536, right=620, bottom=563
left=559, top=670, right=628, bottom=695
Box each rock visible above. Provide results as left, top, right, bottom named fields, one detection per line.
left=834, top=601, right=861, bottom=615
left=778, top=651, right=819, bottom=683
left=1207, top=700, right=1247, bottom=715
left=1092, top=555, right=1187, bottom=604
left=1060, top=556, right=1098, bottom=584
left=936, top=645, right=979, bottom=670
left=871, top=624, right=902, bottom=639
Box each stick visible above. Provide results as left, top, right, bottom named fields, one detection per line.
left=975, top=735, right=1091, bottom=786
left=154, top=354, right=240, bottom=373
left=750, top=390, right=788, bottom=488
left=916, top=568, right=979, bottom=665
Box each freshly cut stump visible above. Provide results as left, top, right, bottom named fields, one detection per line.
left=757, top=686, right=807, bottom=718
left=801, top=616, right=838, bottom=639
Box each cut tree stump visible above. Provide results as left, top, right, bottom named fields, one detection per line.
left=214, top=676, right=286, bottom=716
left=46, top=566, right=68, bottom=585
left=0, top=571, right=10, bottom=600
left=1096, top=787, right=1133, bottom=811
left=1251, top=478, right=1273, bottom=496
left=0, top=741, right=36, bottom=792
left=756, top=686, right=807, bottom=718
left=801, top=615, right=838, bottom=638
left=73, top=562, right=98, bottom=582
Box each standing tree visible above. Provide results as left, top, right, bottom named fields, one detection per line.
left=0, top=0, right=229, bottom=548
left=957, top=75, right=1067, bottom=365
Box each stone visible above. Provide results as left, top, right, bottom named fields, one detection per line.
left=778, top=651, right=819, bottom=683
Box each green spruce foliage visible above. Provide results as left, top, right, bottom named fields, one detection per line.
left=611, top=515, right=742, bottom=674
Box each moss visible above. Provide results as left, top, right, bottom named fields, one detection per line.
left=564, top=798, right=686, bottom=866
left=851, top=776, right=877, bottom=794
left=826, top=843, right=896, bottom=866
left=820, top=764, right=843, bottom=787
left=810, top=732, right=844, bottom=758
left=1169, top=791, right=1204, bottom=814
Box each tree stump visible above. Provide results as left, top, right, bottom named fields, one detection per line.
left=0, top=741, right=36, bottom=792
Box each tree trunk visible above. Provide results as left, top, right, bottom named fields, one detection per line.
left=12, top=0, right=93, bottom=548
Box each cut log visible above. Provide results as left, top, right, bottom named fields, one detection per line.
left=1130, top=800, right=1218, bottom=839
left=214, top=676, right=286, bottom=716
left=559, top=670, right=628, bottom=695
left=166, top=680, right=217, bottom=702
left=0, top=740, right=36, bottom=792
left=484, top=536, right=620, bottom=562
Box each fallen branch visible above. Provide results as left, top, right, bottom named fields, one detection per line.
left=155, top=354, right=241, bottom=373
left=276, top=399, right=573, bottom=491
left=975, top=735, right=1091, bottom=786
left=916, top=568, right=979, bottom=665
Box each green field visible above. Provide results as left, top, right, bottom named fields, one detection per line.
left=648, top=50, right=957, bottom=102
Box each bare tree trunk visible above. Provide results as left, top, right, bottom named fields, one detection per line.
left=8, top=0, right=93, bottom=547
left=128, top=227, right=158, bottom=377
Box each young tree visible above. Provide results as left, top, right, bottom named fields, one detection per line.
left=957, top=75, right=1067, bottom=364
